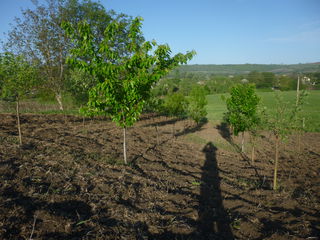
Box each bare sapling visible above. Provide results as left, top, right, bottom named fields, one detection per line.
left=16, top=97, right=22, bottom=146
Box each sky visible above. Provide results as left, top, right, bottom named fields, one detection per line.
left=0, top=0, right=319, bottom=64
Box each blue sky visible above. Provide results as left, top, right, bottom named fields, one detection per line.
left=0, top=0, right=319, bottom=64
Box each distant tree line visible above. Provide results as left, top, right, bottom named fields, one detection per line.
left=152, top=70, right=319, bottom=98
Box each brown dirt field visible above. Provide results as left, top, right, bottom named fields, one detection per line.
left=0, top=113, right=319, bottom=240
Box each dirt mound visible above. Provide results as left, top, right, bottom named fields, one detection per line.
left=0, top=113, right=319, bottom=239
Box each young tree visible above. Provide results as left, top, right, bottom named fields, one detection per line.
left=187, top=85, right=208, bottom=125
left=63, top=17, right=195, bottom=164
left=163, top=92, right=189, bottom=119
left=224, top=83, right=260, bottom=152
left=0, top=52, right=38, bottom=146
left=267, top=91, right=306, bottom=190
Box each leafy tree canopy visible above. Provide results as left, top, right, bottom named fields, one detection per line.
left=0, top=52, right=38, bottom=101
left=63, top=17, right=195, bottom=128
left=225, top=83, right=260, bottom=136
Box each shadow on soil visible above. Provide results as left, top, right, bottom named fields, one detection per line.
left=216, top=122, right=266, bottom=187
left=3, top=115, right=318, bottom=239
left=198, top=142, right=234, bottom=239
left=142, top=142, right=234, bottom=240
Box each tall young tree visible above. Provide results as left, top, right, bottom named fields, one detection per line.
left=63, top=17, right=195, bottom=164
left=224, top=83, right=260, bottom=152
left=0, top=52, right=38, bottom=146
left=266, top=91, right=306, bottom=190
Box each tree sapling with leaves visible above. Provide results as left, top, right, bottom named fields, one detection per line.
left=224, top=83, right=260, bottom=153
left=266, top=91, right=307, bottom=190
left=188, top=85, right=208, bottom=125
left=0, top=52, right=38, bottom=146
left=63, top=17, right=195, bottom=164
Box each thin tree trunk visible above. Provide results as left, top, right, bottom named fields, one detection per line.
left=156, top=125, right=159, bottom=145
left=55, top=93, right=64, bottom=111
left=241, top=132, right=245, bottom=153
left=123, top=127, right=127, bottom=164
left=297, top=130, right=301, bottom=157
left=16, top=97, right=22, bottom=146
left=296, top=74, right=300, bottom=106
left=251, top=145, right=255, bottom=162
left=273, top=135, right=279, bottom=190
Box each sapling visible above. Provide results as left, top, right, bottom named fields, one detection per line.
left=224, top=84, right=260, bottom=153
left=63, top=18, right=195, bottom=164
left=266, top=91, right=306, bottom=190
left=0, top=52, right=38, bottom=146
left=187, top=85, right=208, bottom=125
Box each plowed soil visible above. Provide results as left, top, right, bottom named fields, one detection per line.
left=0, top=113, right=319, bottom=240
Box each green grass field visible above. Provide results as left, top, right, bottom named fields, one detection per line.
left=1, top=90, right=319, bottom=131
left=206, top=90, right=320, bottom=132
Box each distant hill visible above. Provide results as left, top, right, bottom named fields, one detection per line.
left=177, top=63, right=320, bottom=75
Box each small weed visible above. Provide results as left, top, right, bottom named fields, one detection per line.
left=0, top=136, right=6, bottom=144
left=231, top=218, right=241, bottom=230
left=7, top=136, right=19, bottom=145
left=87, top=152, right=101, bottom=161
left=76, top=219, right=90, bottom=226
left=235, top=177, right=264, bottom=189
left=105, top=157, right=118, bottom=165
left=191, top=181, right=201, bottom=186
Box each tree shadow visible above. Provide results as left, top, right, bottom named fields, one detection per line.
left=174, top=119, right=207, bottom=137
left=216, top=122, right=266, bottom=187
left=216, top=121, right=232, bottom=142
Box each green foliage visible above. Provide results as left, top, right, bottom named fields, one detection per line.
left=162, top=92, right=189, bottom=118
left=265, top=91, right=307, bottom=140
left=0, top=52, right=38, bottom=101
left=63, top=17, right=195, bottom=128
left=143, top=96, right=164, bottom=113
left=224, top=84, right=260, bottom=136
left=67, top=68, right=97, bottom=105
left=262, top=90, right=307, bottom=190
left=5, top=0, right=134, bottom=110
left=187, top=85, right=208, bottom=124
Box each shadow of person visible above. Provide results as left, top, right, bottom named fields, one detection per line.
left=200, top=142, right=234, bottom=239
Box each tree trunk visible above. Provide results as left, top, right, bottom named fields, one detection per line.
left=251, top=145, right=255, bottom=162
left=55, top=93, right=64, bottom=111
left=241, top=132, right=245, bottom=153
left=273, top=135, right=279, bottom=190
left=16, top=98, right=22, bottom=146
left=297, top=131, right=301, bottom=157
left=123, top=127, right=127, bottom=164
left=155, top=125, right=159, bottom=145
